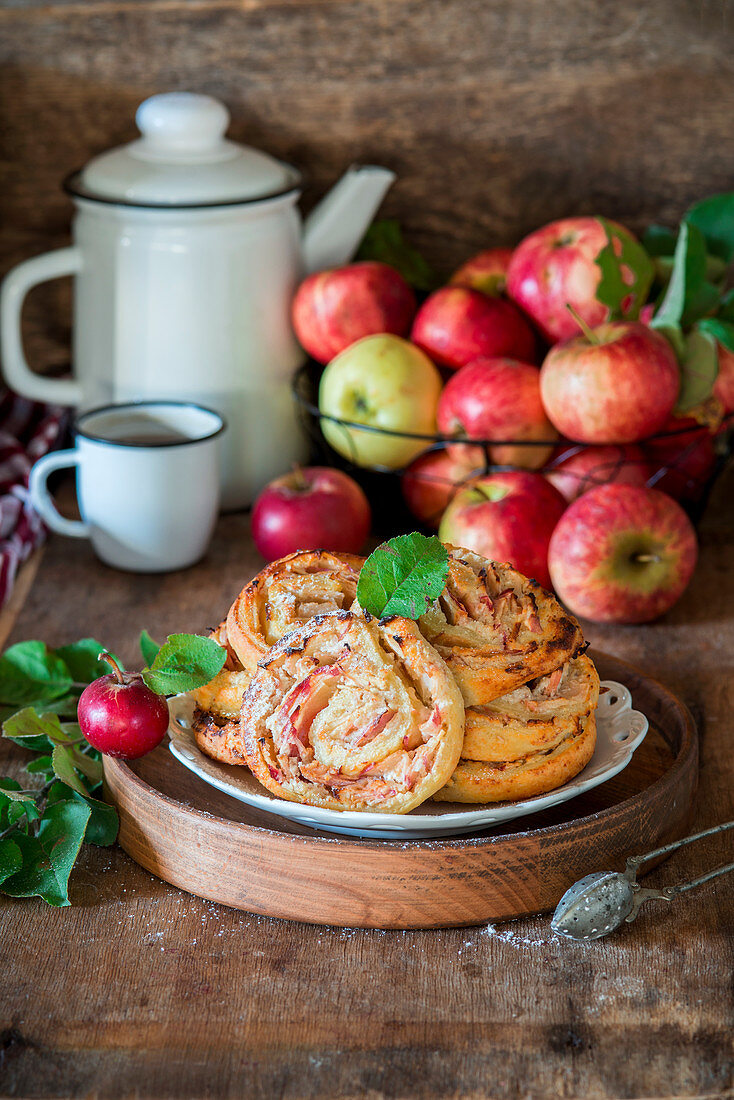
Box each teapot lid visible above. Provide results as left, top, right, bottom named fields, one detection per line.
left=67, top=93, right=300, bottom=207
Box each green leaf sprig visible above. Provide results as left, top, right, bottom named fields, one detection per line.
left=594, top=218, right=655, bottom=322
left=637, top=192, right=734, bottom=416
left=357, top=532, right=449, bottom=620
left=0, top=629, right=226, bottom=906
left=355, top=218, right=439, bottom=292
left=138, top=633, right=226, bottom=695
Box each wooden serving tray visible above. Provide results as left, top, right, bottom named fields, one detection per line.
left=103, top=653, right=698, bottom=929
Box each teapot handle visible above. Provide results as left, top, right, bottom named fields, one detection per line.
left=1, top=247, right=83, bottom=406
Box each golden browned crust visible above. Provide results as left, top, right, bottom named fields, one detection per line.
left=460, top=654, right=599, bottom=762
left=240, top=610, right=465, bottom=814
left=418, top=546, right=585, bottom=706
left=189, top=620, right=251, bottom=766
left=191, top=707, right=248, bottom=766
left=226, top=550, right=364, bottom=673
left=432, top=711, right=597, bottom=804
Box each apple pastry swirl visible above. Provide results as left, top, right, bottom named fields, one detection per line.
left=418, top=546, right=585, bottom=706
left=240, top=610, right=465, bottom=813
left=433, top=653, right=599, bottom=803
left=226, top=549, right=364, bottom=673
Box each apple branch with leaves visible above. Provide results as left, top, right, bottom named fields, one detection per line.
left=0, top=632, right=225, bottom=906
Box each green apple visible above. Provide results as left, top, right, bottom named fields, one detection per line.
left=318, top=334, right=442, bottom=469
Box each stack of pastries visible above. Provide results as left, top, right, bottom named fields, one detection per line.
left=190, top=546, right=599, bottom=814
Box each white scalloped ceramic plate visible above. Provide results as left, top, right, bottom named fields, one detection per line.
left=167, top=681, right=648, bottom=839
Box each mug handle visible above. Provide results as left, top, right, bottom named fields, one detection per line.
left=0, top=247, right=84, bottom=406
left=29, top=450, right=90, bottom=538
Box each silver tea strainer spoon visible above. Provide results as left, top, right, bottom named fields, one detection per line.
left=552, top=819, right=734, bottom=941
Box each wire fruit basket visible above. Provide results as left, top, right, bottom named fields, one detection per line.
left=293, top=360, right=733, bottom=534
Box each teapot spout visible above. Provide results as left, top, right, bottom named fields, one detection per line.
left=302, top=165, right=395, bottom=274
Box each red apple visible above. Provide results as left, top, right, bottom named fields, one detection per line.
left=644, top=417, right=716, bottom=504
left=292, top=261, right=416, bottom=364
left=437, top=357, right=557, bottom=469
left=546, top=444, right=650, bottom=502
left=439, top=470, right=566, bottom=588
left=714, top=344, right=734, bottom=415
left=506, top=216, right=640, bottom=344
left=401, top=444, right=487, bottom=528
left=449, top=247, right=514, bottom=296
left=78, top=655, right=169, bottom=760
left=548, top=484, right=698, bottom=623
left=251, top=467, right=371, bottom=560
left=540, top=321, right=680, bottom=443
left=410, top=287, right=536, bottom=370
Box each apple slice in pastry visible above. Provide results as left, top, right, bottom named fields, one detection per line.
left=191, top=620, right=251, bottom=765
left=433, top=653, right=600, bottom=803
left=226, top=549, right=364, bottom=673
left=240, top=610, right=465, bottom=813
left=418, top=545, right=585, bottom=706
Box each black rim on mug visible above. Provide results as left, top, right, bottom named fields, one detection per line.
left=74, top=400, right=227, bottom=449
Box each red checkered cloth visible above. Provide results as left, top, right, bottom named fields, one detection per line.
left=0, top=389, right=69, bottom=606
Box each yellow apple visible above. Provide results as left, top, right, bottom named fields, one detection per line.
left=318, top=334, right=442, bottom=469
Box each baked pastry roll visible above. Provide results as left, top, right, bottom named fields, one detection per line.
left=418, top=546, right=584, bottom=706
left=226, top=550, right=364, bottom=673
left=433, top=654, right=599, bottom=803
left=240, top=610, right=465, bottom=813
left=191, top=621, right=251, bottom=765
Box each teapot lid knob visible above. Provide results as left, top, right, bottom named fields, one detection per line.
left=136, top=92, right=230, bottom=153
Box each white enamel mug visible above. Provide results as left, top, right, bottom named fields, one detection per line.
left=29, top=401, right=225, bottom=572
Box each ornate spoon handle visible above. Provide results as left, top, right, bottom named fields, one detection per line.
left=624, top=819, right=734, bottom=881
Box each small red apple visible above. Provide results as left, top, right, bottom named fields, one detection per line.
left=540, top=321, right=680, bottom=443
left=401, top=444, right=487, bottom=528
left=644, top=417, right=717, bottom=504
left=437, top=357, right=557, bottom=469
left=439, top=470, right=566, bottom=589
left=548, top=484, right=698, bottom=623
left=410, top=287, right=537, bottom=370
left=714, top=344, right=734, bottom=415
left=292, top=261, right=416, bottom=364
left=449, top=247, right=514, bottom=296
left=78, top=655, right=169, bottom=760
left=251, top=467, right=371, bottom=561
left=546, top=444, right=650, bottom=502
left=506, top=216, right=640, bottom=344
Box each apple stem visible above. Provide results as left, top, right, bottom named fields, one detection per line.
left=633, top=553, right=662, bottom=564
left=566, top=304, right=600, bottom=344
left=101, top=652, right=125, bottom=684
left=290, top=464, right=308, bottom=492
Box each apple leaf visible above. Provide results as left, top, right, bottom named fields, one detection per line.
left=594, top=218, right=655, bottom=321
left=356, top=219, right=438, bottom=291
left=0, top=799, right=91, bottom=907
left=357, top=533, right=449, bottom=620
left=139, top=629, right=160, bottom=666
left=685, top=192, right=734, bottom=263
left=651, top=221, right=721, bottom=331
left=642, top=225, right=677, bottom=258
left=0, top=641, right=73, bottom=708
left=46, top=782, right=118, bottom=847
left=697, top=317, right=734, bottom=353
left=675, top=327, right=719, bottom=414
left=3, top=707, right=79, bottom=751
left=54, top=639, right=117, bottom=684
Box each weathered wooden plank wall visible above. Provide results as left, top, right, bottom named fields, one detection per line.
left=1, top=0, right=733, bottom=366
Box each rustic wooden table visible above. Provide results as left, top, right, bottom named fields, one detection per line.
left=1, top=475, right=732, bottom=1099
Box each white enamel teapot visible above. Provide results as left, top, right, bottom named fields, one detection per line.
left=0, top=92, right=395, bottom=508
